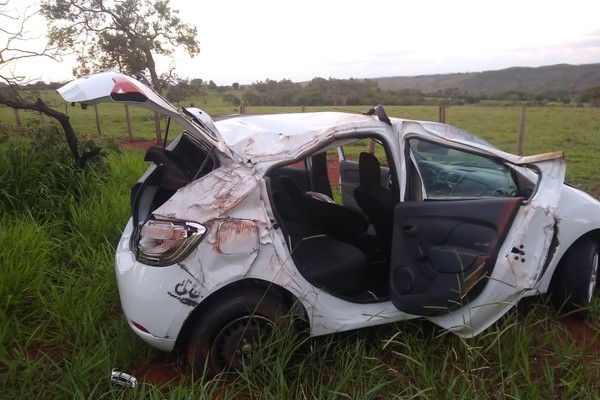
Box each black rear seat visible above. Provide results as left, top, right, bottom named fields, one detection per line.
left=276, top=175, right=367, bottom=295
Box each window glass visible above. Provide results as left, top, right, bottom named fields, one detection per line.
left=409, top=139, right=518, bottom=199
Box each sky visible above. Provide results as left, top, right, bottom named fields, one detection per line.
left=2, top=0, right=600, bottom=85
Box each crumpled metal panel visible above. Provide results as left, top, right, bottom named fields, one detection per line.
left=153, top=163, right=263, bottom=223
left=428, top=156, right=566, bottom=337
left=216, top=112, right=375, bottom=163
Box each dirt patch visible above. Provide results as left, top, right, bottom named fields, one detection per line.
left=558, top=316, right=600, bottom=352
left=119, top=139, right=158, bottom=152
left=130, top=360, right=187, bottom=386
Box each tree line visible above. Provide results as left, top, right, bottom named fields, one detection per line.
left=160, top=77, right=600, bottom=108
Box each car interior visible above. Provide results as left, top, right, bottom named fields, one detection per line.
left=267, top=137, right=396, bottom=303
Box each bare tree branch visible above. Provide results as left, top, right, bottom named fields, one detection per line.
left=0, top=1, right=97, bottom=166
left=0, top=4, right=60, bottom=70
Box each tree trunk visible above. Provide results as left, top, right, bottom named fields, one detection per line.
left=0, top=94, right=100, bottom=166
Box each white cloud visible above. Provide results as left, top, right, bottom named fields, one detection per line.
left=3, top=0, right=600, bottom=84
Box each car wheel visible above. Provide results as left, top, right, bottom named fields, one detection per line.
left=185, top=288, right=291, bottom=377
left=551, top=237, right=599, bottom=317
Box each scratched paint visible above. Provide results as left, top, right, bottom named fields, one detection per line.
left=213, top=219, right=259, bottom=255
left=154, top=163, right=260, bottom=223
left=167, top=278, right=201, bottom=307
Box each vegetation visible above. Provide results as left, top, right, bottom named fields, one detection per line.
left=41, top=0, right=200, bottom=95
left=1, top=103, right=600, bottom=398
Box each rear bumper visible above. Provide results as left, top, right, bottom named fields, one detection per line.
left=126, top=319, right=176, bottom=352
left=115, top=220, right=196, bottom=352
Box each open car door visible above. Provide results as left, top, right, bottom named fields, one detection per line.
left=57, top=70, right=233, bottom=159
left=390, top=138, right=565, bottom=337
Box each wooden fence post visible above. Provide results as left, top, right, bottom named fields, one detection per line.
left=124, top=104, right=133, bottom=142
left=94, top=104, right=101, bottom=135
left=517, top=104, right=526, bottom=156
left=438, top=105, right=446, bottom=123
left=154, top=112, right=162, bottom=145
left=13, top=108, right=21, bottom=127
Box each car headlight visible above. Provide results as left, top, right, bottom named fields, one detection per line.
left=135, top=219, right=206, bottom=266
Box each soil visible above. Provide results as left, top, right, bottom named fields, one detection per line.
left=119, top=139, right=160, bottom=153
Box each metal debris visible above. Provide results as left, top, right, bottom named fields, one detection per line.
left=110, top=369, right=138, bottom=388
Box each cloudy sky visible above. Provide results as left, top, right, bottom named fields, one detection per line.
left=3, top=0, right=600, bottom=85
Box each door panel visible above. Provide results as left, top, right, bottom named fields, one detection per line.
left=390, top=197, right=523, bottom=316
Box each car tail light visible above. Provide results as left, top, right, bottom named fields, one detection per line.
left=136, top=219, right=206, bottom=266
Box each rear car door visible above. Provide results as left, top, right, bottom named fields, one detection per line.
left=390, top=138, right=565, bottom=336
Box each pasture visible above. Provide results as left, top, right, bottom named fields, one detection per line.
left=1, top=96, right=600, bottom=398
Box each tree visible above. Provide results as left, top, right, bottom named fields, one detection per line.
left=0, top=1, right=98, bottom=166
left=41, top=0, right=200, bottom=144
left=581, top=86, right=600, bottom=107
left=222, top=93, right=240, bottom=106
left=41, top=0, right=199, bottom=94
left=232, top=82, right=239, bottom=90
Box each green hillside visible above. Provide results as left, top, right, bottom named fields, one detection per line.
left=374, top=63, right=600, bottom=95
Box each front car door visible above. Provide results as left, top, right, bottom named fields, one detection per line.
left=390, top=129, right=565, bottom=337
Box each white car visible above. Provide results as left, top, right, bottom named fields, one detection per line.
left=59, top=70, right=600, bottom=376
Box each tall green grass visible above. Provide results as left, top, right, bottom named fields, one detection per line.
left=1, top=122, right=600, bottom=398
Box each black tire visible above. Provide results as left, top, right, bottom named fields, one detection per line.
left=185, top=288, right=291, bottom=377
left=550, top=237, right=599, bottom=317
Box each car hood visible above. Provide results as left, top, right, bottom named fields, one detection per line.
left=57, top=70, right=232, bottom=158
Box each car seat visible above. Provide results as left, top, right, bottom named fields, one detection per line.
left=353, top=152, right=394, bottom=255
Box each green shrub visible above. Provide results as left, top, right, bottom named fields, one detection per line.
left=0, top=124, right=109, bottom=222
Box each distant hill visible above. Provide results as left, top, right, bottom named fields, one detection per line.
left=373, top=63, right=600, bottom=95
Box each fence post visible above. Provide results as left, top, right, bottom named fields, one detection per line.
left=154, top=112, right=162, bottom=145
left=438, top=105, right=446, bottom=123
left=517, top=104, right=526, bottom=156
left=124, top=104, right=133, bottom=141
left=94, top=104, right=101, bottom=136
left=13, top=108, right=21, bottom=127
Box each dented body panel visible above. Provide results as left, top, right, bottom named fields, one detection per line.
left=60, top=71, right=600, bottom=355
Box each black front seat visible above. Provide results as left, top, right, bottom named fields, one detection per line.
left=353, top=152, right=394, bottom=254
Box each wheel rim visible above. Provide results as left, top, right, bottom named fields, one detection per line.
left=587, top=251, right=599, bottom=304
left=211, top=315, right=273, bottom=371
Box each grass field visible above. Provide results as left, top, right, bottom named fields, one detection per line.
left=1, top=96, right=600, bottom=398
left=2, top=91, right=599, bottom=193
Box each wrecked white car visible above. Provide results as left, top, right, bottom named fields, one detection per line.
left=58, top=70, right=600, bottom=375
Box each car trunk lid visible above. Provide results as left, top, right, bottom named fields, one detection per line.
left=57, top=70, right=233, bottom=159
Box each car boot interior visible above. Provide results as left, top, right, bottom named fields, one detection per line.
left=130, top=133, right=218, bottom=227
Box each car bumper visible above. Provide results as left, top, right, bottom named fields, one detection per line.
left=127, top=318, right=176, bottom=351
left=115, top=220, right=194, bottom=352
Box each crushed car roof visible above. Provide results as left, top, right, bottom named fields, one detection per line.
left=215, top=112, right=562, bottom=166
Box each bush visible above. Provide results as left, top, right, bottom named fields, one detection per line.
left=0, top=124, right=109, bottom=222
